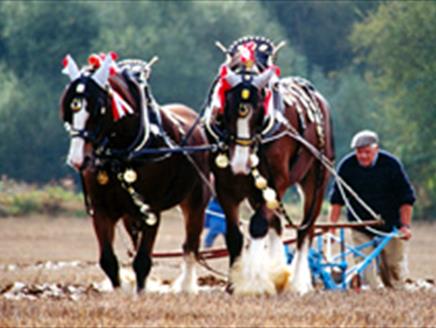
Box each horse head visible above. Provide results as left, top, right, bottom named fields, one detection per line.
left=217, top=65, right=276, bottom=175
left=60, top=53, right=137, bottom=171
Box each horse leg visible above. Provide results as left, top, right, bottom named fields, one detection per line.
left=229, top=204, right=279, bottom=295
left=218, top=196, right=243, bottom=266
left=267, top=216, right=292, bottom=293
left=92, top=213, right=120, bottom=289
left=131, top=214, right=160, bottom=294
left=290, top=164, right=328, bottom=294
left=172, top=183, right=208, bottom=293
left=230, top=180, right=291, bottom=296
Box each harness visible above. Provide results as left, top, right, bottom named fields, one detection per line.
left=67, top=60, right=217, bottom=226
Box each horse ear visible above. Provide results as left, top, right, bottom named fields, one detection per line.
left=62, top=54, right=80, bottom=81
left=252, top=68, right=275, bottom=89
left=91, top=54, right=113, bottom=88
left=223, top=65, right=242, bottom=88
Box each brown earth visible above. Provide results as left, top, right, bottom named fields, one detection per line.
left=0, top=213, right=435, bottom=327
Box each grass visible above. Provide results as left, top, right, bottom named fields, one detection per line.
left=0, top=178, right=85, bottom=217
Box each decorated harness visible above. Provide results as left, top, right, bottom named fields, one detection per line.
left=205, top=36, right=326, bottom=152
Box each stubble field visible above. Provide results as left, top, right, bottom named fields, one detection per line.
left=0, top=212, right=435, bottom=327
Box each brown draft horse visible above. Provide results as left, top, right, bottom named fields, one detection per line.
left=60, top=53, right=210, bottom=293
left=205, top=37, right=334, bottom=294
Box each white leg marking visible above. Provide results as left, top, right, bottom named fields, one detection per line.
left=231, top=116, right=251, bottom=175
left=230, top=236, right=276, bottom=295
left=289, top=238, right=313, bottom=294
left=268, top=230, right=291, bottom=293
left=172, top=252, right=198, bottom=293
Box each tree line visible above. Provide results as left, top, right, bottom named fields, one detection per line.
left=0, top=1, right=434, bottom=217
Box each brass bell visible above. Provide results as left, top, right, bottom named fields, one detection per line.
left=266, top=198, right=279, bottom=210
left=123, top=169, right=137, bottom=184
left=255, top=176, right=267, bottom=190
left=263, top=187, right=277, bottom=203
left=146, top=214, right=157, bottom=226
left=97, top=170, right=109, bottom=185
left=249, top=154, right=259, bottom=168
left=263, top=187, right=279, bottom=210
left=215, top=153, right=229, bottom=168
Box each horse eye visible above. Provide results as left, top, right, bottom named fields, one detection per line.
left=238, top=104, right=251, bottom=117
left=70, top=98, right=82, bottom=112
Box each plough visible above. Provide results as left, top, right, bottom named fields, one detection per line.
left=152, top=220, right=395, bottom=290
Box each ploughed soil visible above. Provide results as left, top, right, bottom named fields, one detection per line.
left=0, top=213, right=435, bottom=327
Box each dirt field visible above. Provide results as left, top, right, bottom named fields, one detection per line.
left=1, top=212, right=435, bottom=327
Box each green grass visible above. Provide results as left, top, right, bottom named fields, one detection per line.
left=0, top=179, right=85, bottom=217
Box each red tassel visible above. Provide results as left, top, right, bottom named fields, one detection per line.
left=88, top=54, right=101, bottom=68
left=217, top=65, right=231, bottom=114
left=264, top=90, right=272, bottom=115
left=109, top=51, right=118, bottom=61
left=112, top=96, right=120, bottom=121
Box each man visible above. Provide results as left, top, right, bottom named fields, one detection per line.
left=329, top=130, right=416, bottom=289
left=203, top=197, right=226, bottom=248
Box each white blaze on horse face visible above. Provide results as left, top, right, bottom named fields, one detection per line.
left=66, top=106, right=89, bottom=170
left=230, top=115, right=251, bottom=175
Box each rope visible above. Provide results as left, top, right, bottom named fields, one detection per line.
left=116, top=223, right=135, bottom=260
left=263, top=123, right=395, bottom=237
left=197, top=256, right=228, bottom=278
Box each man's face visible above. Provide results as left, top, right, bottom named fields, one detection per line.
left=355, top=144, right=379, bottom=167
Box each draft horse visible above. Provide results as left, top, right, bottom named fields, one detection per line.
left=60, top=53, right=210, bottom=293
left=205, top=37, right=334, bottom=294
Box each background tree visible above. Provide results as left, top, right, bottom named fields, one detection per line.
left=0, top=2, right=100, bottom=181
left=351, top=2, right=436, bottom=215
left=0, top=1, right=434, bottom=218
left=91, top=1, right=300, bottom=108
left=262, top=1, right=379, bottom=73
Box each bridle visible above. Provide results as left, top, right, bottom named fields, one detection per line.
left=63, top=82, right=114, bottom=155
left=208, top=85, right=264, bottom=150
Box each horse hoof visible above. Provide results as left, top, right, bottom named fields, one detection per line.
left=271, top=266, right=292, bottom=294
left=225, top=283, right=234, bottom=295
left=171, top=276, right=199, bottom=294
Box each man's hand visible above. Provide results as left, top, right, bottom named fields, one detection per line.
left=399, top=204, right=413, bottom=240
left=399, top=225, right=412, bottom=240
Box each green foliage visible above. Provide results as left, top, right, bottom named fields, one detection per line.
left=309, top=68, right=380, bottom=160
left=0, top=1, right=433, bottom=219
left=0, top=178, right=85, bottom=217
left=263, top=1, right=380, bottom=73
left=90, top=1, right=298, bottom=108
left=0, top=2, right=100, bottom=181
left=351, top=2, right=436, bottom=216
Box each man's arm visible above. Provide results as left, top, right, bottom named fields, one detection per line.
left=399, top=204, right=413, bottom=240
left=329, top=204, right=342, bottom=223
left=328, top=204, right=343, bottom=234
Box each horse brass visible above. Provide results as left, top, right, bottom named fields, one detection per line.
left=97, top=170, right=109, bottom=185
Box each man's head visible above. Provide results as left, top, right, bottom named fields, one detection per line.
left=351, top=130, right=379, bottom=167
